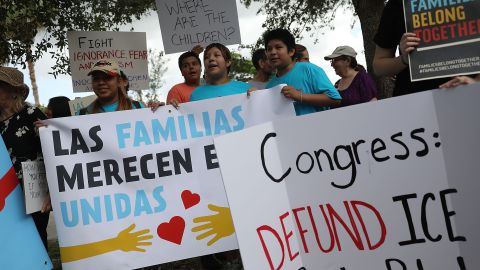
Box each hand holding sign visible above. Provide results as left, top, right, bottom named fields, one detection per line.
left=192, top=204, right=235, bottom=246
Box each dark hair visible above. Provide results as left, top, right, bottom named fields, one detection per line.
left=178, top=51, right=201, bottom=70
left=294, top=44, right=307, bottom=60
left=120, top=70, right=130, bottom=92
left=204, top=43, right=232, bottom=73
left=264, top=29, right=296, bottom=52
left=47, top=96, right=71, bottom=118
left=252, top=49, right=267, bottom=70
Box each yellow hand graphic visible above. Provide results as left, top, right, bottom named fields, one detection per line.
left=192, top=204, right=235, bottom=246
left=60, top=224, right=153, bottom=263
left=114, top=224, right=153, bottom=252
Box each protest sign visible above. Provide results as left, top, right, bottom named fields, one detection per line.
left=67, top=31, right=149, bottom=92
left=0, top=138, right=52, bottom=270
left=69, top=95, right=97, bottom=116
left=22, top=161, right=49, bottom=214
left=39, top=87, right=295, bottom=270
left=215, top=84, right=480, bottom=270
left=403, top=0, right=480, bottom=81
left=155, top=0, right=242, bottom=54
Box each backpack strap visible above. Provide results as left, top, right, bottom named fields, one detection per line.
left=132, top=100, right=141, bottom=109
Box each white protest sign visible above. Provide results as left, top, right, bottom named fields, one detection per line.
left=21, top=161, right=49, bottom=214
left=39, top=87, right=295, bottom=270
left=214, top=84, right=480, bottom=270
left=155, top=0, right=242, bottom=54
left=67, top=31, right=149, bottom=92
left=68, top=95, right=97, bottom=116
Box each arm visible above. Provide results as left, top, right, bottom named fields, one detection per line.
left=373, top=33, right=420, bottom=77
left=280, top=86, right=341, bottom=107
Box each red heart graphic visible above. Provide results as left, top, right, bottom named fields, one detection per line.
left=157, top=216, right=185, bottom=245
left=181, top=190, right=200, bottom=210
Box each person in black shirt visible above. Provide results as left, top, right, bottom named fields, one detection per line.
left=0, top=66, right=51, bottom=249
left=373, top=0, right=451, bottom=96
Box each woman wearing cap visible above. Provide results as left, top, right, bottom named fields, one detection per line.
left=325, top=46, right=377, bottom=107
left=0, top=66, right=51, bottom=248
left=79, top=59, right=144, bottom=114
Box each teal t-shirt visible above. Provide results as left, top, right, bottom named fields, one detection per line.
left=190, top=81, right=251, bottom=101
left=76, top=100, right=144, bottom=115
left=266, top=62, right=341, bottom=115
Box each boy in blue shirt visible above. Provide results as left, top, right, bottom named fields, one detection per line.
left=265, top=29, right=341, bottom=115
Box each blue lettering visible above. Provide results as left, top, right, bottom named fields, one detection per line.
left=231, top=105, right=245, bottom=131
left=134, top=121, right=152, bottom=147
left=104, top=195, right=114, bottom=222
left=115, top=193, right=131, bottom=219
left=80, top=197, right=102, bottom=225
left=134, top=190, right=153, bottom=216
left=178, top=115, right=188, bottom=140
left=61, top=201, right=79, bottom=227
left=202, top=111, right=212, bottom=136
left=153, top=186, right=167, bottom=213
left=152, top=117, right=177, bottom=143
left=214, top=109, right=232, bottom=135
left=188, top=114, right=204, bottom=138
left=116, top=123, right=131, bottom=149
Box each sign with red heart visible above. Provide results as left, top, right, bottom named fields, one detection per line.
left=181, top=190, right=201, bottom=210
left=157, top=216, right=186, bottom=245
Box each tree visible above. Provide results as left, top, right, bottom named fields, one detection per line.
left=241, top=0, right=394, bottom=98
left=131, top=49, right=168, bottom=104
left=229, top=51, right=256, bottom=82
left=1, top=0, right=154, bottom=76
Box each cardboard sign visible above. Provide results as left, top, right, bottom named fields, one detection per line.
left=39, top=87, right=295, bottom=270
left=214, top=84, right=480, bottom=269
left=0, top=138, right=52, bottom=270
left=156, top=0, right=242, bottom=54
left=69, top=95, right=97, bottom=116
left=67, top=31, right=149, bottom=92
left=22, top=161, right=49, bottom=214
left=404, top=0, right=480, bottom=81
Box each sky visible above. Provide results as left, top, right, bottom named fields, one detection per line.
left=20, top=0, right=364, bottom=105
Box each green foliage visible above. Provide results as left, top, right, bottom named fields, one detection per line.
left=1, top=0, right=154, bottom=76
left=229, top=51, right=256, bottom=82
left=131, top=49, right=168, bottom=103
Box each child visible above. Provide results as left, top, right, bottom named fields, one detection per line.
left=264, top=29, right=341, bottom=115
left=190, top=43, right=253, bottom=101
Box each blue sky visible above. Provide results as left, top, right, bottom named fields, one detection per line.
left=19, top=1, right=363, bottom=105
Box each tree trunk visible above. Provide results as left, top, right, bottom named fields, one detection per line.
left=352, top=0, right=394, bottom=99
left=27, top=59, right=40, bottom=106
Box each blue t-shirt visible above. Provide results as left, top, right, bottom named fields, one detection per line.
left=190, top=81, right=251, bottom=101
left=76, top=100, right=144, bottom=115
left=266, top=62, right=341, bottom=115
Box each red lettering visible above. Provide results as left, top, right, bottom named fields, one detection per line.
left=327, top=202, right=365, bottom=251
left=351, top=200, right=387, bottom=250
left=257, top=225, right=285, bottom=270
left=292, top=207, right=309, bottom=253
left=309, top=205, right=335, bottom=253
left=280, top=212, right=299, bottom=261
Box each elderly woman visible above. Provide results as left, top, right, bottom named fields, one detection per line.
left=325, top=46, right=377, bottom=107
left=0, top=66, right=51, bottom=248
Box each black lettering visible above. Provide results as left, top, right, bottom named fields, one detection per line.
left=410, top=128, right=429, bottom=157
left=89, top=125, right=103, bottom=152
left=371, top=138, right=390, bottom=162
left=440, top=189, right=466, bottom=242
left=351, top=139, right=365, bottom=164
left=392, top=193, right=426, bottom=246
left=314, top=148, right=335, bottom=172
left=86, top=161, right=102, bottom=188
left=103, top=159, right=123, bottom=185
left=53, top=130, right=69, bottom=156
left=391, top=132, right=410, bottom=160
left=457, top=256, right=466, bottom=270
left=421, top=193, right=442, bottom=242
left=123, top=156, right=139, bottom=182
left=140, top=154, right=155, bottom=179
left=261, top=132, right=291, bottom=183
left=332, top=145, right=356, bottom=189
left=204, top=144, right=218, bottom=170
left=57, top=164, right=84, bottom=192
left=173, top=148, right=192, bottom=174
left=296, top=152, right=314, bottom=174
left=156, top=151, right=173, bottom=177
left=385, top=258, right=406, bottom=270
left=70, top=129, right=90, bottom=155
